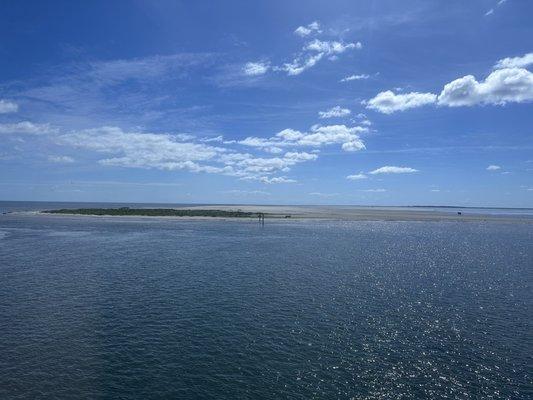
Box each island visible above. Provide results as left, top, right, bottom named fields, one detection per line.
left=42, top=207, right=268, bottom=218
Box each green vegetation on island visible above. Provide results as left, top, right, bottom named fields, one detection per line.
left=43, top=208, right=266, bottom=218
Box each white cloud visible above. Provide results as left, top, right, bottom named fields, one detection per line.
left=240, top=124, right=367, bottom=152
left=438, top=68, right=533, bottom=107
left=340, top=74, right=370, bottom=82
left=250, top=24, right=361, bottom=76
left=361, top=188, right=387, bottom=192
left=346, top=173, right=367, bottom=180
left=243, top=61, right=270, bottom=76
left=0, top=121, right=58, bottom=135
left=222, top=190, right=271, bottom=196
left=485, top=0, right=507, bottom=16
left=258, top=176, right=296, bottom=184
left=48, top=155, right=74, bottom=163
left=294, top=21, right=322, bottom=37
left=200, top=135, right=224, bottom=142
left=369, top=166, right=418, bottom=174
left=486, top=164, right=501, bottom=171
left=280, top=53, right=324, bottom=76
left=305, top=39, right=359, bottom=55
left=280, top=39, right=361, bottom=76
left=318, top=106, right=351, bottom=119
left=57, top=126, right=316, bottom=184
left=0, top=100, right=18, bottom=113
left=495, top=53, right=533, bottom=69
left=58, top=126, right=221, bottom=170
left=365, top=91, right=437, bottom=114
left=309, top=192, right=339, bottom=197
left=366, top=55, right=533, bottom=113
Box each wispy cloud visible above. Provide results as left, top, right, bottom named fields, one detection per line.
left=360, top=188, right=387, bottom=193
left=48, top=155, right=75, bottom=163
left=486, top=164, right=501, bottom=171
left=369, top=166, right=418, bottom=174
left=243, top=61, right=270, bottom=76
left=244, top=21, right=362, bottom=77
left=485, top=0, right=507, bottom=16
left=294, top=21, right=322, bottom=37
left=0, top=100, right=18, bottom=113
left=346, top=173, right=367, bottom=180
left=340, top=74, right=370, bottom=82
left=318, top=106, right=351, bottom=119
left=221, top=189, right=271, bottom=196
left=309, top=192, right=339, bottom=197
left=0, top=121, right=58, bottom=135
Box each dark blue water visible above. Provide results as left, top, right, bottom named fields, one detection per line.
left=1, top=210, right=532, bottom=399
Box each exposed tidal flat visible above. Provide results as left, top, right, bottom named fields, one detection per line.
left=0, top=201, right=532, bottom=399
left=12, top=203, right=533, bottom=223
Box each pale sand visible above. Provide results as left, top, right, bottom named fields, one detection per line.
left=170, top=205, right=532, bottom=223
left=25, top=205, right=533, bottom=223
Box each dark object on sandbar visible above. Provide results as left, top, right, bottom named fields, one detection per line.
left=457, top=211, right=462, bottom=215
left=284, top=215, right=291, bottom=218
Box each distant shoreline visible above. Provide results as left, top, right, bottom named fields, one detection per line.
left=17, top=205, right=532, bottom=223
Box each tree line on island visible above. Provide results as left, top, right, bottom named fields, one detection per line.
left=42, top=207, right=270, bottom=218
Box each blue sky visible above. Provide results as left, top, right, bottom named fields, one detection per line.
left=0, top=0, right=532, bottom=206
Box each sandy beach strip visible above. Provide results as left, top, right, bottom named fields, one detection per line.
left=11, top=205, right=532, bottom=223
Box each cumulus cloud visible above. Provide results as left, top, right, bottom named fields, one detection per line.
left=48, top=155, right=74, bottom=163
left=366, top=54, right=533, bottom=113
left=486, top=164, right=501, bottom=171
left=243, top=61, right=270, bottom=76
left=0, top=100, right=18, bottom=113
left=58, top=126, right=221, bottom=169
left=0, top=121, right=58, bottom=135
left=318, top=106, right=351, bottom=119
left=240, top=124, right=367, bottom=152
left=365, top=91, right=437, bottom=114
left=369, top=166, right=418, bottom=174
left=495, top=53, right=533, bottom=69
left=294, top=21, right=322, bottom=37
left=346, top=173, right=367, bottom=180
left=438, top=68, right=533, bottom=107
left=56, top=126, right=315, bottom=184
left=340, top=74, right=370, bottom=82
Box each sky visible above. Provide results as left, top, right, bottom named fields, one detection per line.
left=0, top=0, right=532, bottom=207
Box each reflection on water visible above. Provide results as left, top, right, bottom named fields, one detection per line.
left=0, top=210, right=532, bottom=399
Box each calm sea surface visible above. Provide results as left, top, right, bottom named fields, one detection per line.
left=1, top=202, right=532, bottom=399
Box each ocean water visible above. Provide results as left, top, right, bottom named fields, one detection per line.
left=0, top=209, right=532, bottom=399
